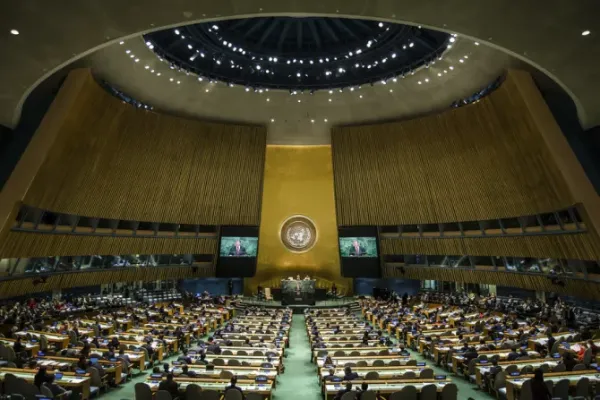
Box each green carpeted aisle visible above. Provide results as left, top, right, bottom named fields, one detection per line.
left=273, top=315, right=322, bottom=400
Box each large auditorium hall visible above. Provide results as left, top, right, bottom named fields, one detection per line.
left=1, top=2, right=600, bottom=400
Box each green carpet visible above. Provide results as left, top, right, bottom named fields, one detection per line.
left=272, top=315, right=321, bottom=400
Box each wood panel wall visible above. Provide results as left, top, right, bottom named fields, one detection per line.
left=21, top=69, right=266, bottom=226
left=331, top=71, right=574, bottom=226
left=0, top=265, right=215, bottom=299
left=0, top=231, right=218, bottom=258
left=383, top=265, right=600, bottom=300
left=380, top=233, right=600, bottom=260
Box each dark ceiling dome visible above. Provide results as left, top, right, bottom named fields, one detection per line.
left=144, top=17, right=450, bottom=91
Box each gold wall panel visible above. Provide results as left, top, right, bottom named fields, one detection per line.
left=0, top=265, right=215, bottom=299
left=0, top=231, right=218, bottom=258
left=383, top=265, right=600, bottom=300
left=380, top=233, right=600, bottom=260
left=332, top=71, right=574, bottom=226
left=19, top=68, right=266, bottom=226
left=246, top=145, right=351, bottom=294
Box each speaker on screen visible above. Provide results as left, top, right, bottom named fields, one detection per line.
left=216, top=226, right=259, bottom=277
left=338, top=226, right=381, bottom=278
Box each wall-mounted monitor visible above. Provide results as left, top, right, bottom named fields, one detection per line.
left=339, top=237, right=378, bottom=258
left=219, top=237, right=259, bottom=257
left=216, top=226, right=259, bottom=277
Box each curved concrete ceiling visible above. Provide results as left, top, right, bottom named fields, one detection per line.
left=0, top=1, right=599, bottom=132
left=82, top=35, right=517, bottom=144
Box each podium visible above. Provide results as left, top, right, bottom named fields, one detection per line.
left=281, top=279, right=315, bottom=305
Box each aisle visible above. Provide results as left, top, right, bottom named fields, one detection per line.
left=273, top=315, right=321, bottom=400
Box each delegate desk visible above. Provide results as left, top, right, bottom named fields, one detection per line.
left=0, top=368, right=91, bottom=399
left=452, top=349, right=540, bottom=373
left=34, top=356, right=123, bottom=384
left=72, top=346, right=147, bottom=371
left=86, top=338, right=164, bottom=361
left=213, top=347, right=283, bottom=357
left=474, top=358, right=560, bottom=387
left=174, top=364, right=279, bottom=382
left=145, top=376, right=273, bottom=399
left=200, top=355, right=282, bottom=369
left=405, top=329, right=465, bottom=346
left=0, top=338, right=40, bottom=356
left=324, top=379, right=454, bottom=400
left=143, top=323, right=201, bottom=337
left=527, top=332, right=577, bottom=350
left=220, top=333, right=289, bottom=347
left=312, top=347, right=403, bottom=362
left=127, top=328, right=191, bottom=346
left=505, top=370, right=600, bottom=400
left=15, top=331, right=70, bottom=349
left=318, top=365, right=431, bottom=382
left=432, top=340, right=498, bottom=362
left=77, top=320, right=115, bottom=335
left=316, top=355, right=412, bottom=368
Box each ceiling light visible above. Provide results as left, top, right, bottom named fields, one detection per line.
left=464, top=55, right=469, bottom=59
left=296, top=72, right=301, bottom=77
left=126, top=50, right=131, bottom=54
left=144, top=65, right=149, bottom=69
left=350, top=87, right=355, bottom=91
left=174, top=29, right=180, bottom=35
left=270, top=118, right=275, bottom=123
left=223, top=40, right=228, bottom=45
left=119, top=41, right=124, bottom=45
left=10, top=29, right=19, bottom=35
left=389, top=89, right=393, bottom=93
left=328, top=98, right=332, bottom=102
left=378, top=22, right=384, bottom=28
left=437, top=73, right=442, bottom=76
left=359, top=95, right=363, bottom=99
left=298, top=100, right=301, bottom=103
left=582, top=30, right=591, bottom=36
left=256, top=65, right=261, bottom=70
left=409, top=42, right=414, bottom=47
left=391, top=53, right=397, bottom=58
left=459, top=59, right=464, bottom=63
left=474, top=42, right=480, bottom=45
left=170, top=78, right=174, bottom=82
left=212, top=25, right=219, bottom=30
left=177, top=81, right=181, bottom=84
left=393, top=78, right=397, bottom=82
left=266, top=98, right=270, bottom=102
left=156, top=73, right=161, bottom=76
left=205, top=89, right=209, bottom=92
left=129, top=54, right=134, bottom=58
left=329, top=90, right=333, bottom=94
left=273, top=57, right=278, bottom=62
left=356, top=49, right=362, bottom=54
left=444, top=70, right=447, bottom=73
left=134, top=58, right=139, bottom=62
left=425, top=78, right=429, bottom=82
left=287, top=60, right=291, bottom=64
left=188, top=44, right=193, bottom=49
left=197, top=77, right=203, bottom=81
left=311, top=119, right=315, bottom=123
left=299, top=60, right=304, bottom=64
left=259, top=89, right=264, bottom=93
left=245, top=87, right=250, bottom=92
left=324, top=119, right=328, bottom=122
left=449, top=37, right=456, bottom=43
left=310, top=60, right=314, bottom=64
left=418, top=81, right=422, bottom=85
left=402, top=45, right=407, bottom=50
left=449, top=66, right=454, bottom=70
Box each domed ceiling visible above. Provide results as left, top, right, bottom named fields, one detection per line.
left=143, top=17, right=450, bottom=91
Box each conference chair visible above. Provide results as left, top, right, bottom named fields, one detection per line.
left=364, top=371, right=379, bottom=380
left=219, top=370, right=234, bottom=379
left=399, top=385, right=417, bottom=400
left=544, top=380, right=553, bottom=396
left=420, top=384, right=437, bottom=400
left=518, top=380, right=533, bottom=400
left=575, top=377, right=590, bottom=399
left=228, top=359, right=241, bottom=366
left=340, top=392, right=356, bottom=400
left=155, top=390, right=173, bottom=400
left=224, top=389, right=243, bottom=400
left=572, top=363, right=586, bottom=371
left=133, top=382, right=153, bottom=400
left=552, top=378, right=570, bottom=400
left=419, top=368, right=434, bottom=379
left=356, top=360, right=367, bottom=367
left=198, top=389, right=220, bottom=400
left=552, top=363, right=566, bottom=372
left=441, top=382, right=458, bottom=400
left=490, top=371, right=506, bottom=399
left=186, top=384, right=202, bottom=399
left=244, top=394, right=263, bottom=400
left=402, top=371, right=417, bottom=379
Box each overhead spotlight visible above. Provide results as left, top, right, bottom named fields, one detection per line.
left=311, top=119, right=315, bottom=123
left=326, top=58, right=330, bottom=62
left=212, top=25, right=219, bottom=30
left=378, top=22, right=384, bottom=27
left=287, top=60, right=291, bottom=64
left=409, top=42, right=414, bottom=47
left=329, top=90, right=333, bottom=94
left=443, top=70, right=448, bottom=73
left=447, top=44, right=453, bottom=49
left=157, top=73, right=161, bottom=76
left=298, top=99, right=301, bottom=103
left=205, top=89, right=209, bottom=92
left=134, top=58, right=139, bottom=62
left=189, top=54, right=198, bottom=61
left=319, top=59, right=324, bottom=63
left=200, top=52, right=205, bottom=58
left=391, top=53, right=397, bottom=58
left=338, top=67, right=344, bottom=73
left=228, top=43, right=232, bottom=47
left=437, top=73, right=442, bottom=77
left=425, top=78, right=429, bottom=82
left=359, top=95, right=363, bottom=98
left=355, top=63, right=360, bottom=68
left=293, top=59, right=297, bottom=63
left=228, top=83, right=234, bottom=87
left=310, top=60, right=314, bottom=64
left=459, top=58, right=464, bottom=63
left=266, top=98, right=270, bottom=102
left=296, top=72, right=301, bottom=77
left=273, top=57, right=278, bottom=62
left=266, top=69, right=270, bottom=73
left=197, top=77, right=203, bottom=81
left=449, top=37, right=456, bottom=43
left=449, top=66, right=454, bottom=70
left=389, top=89, right=393, bottom=93
left=223, top=40, right=227, bottom=45
left=350, top=87, right=355, bottom=91
left=177, top=81, right=181, bottom=84
left=381, top=80, right=387, bottom=85
left=367, top=40, right=372, bottom=48
left=270, top=118, right=275, bottom=122
left=324, top=119, right=328, bottom=122
left=474, top=42, right=480, bottom=45
left=299, top=60, right=304, bottom=64
left=126, top=50, right=131, bottom=54
left=256, top=65, right=261, bottom=70
left=418, top=81, right=422, bottom=84
left=245, top=87, right=250, bottom=92
left=356, top=49, right=362, bottom=54
left=269, top=57, right=273, bottom=62
left=10, top=29, right=19, bottom=35
left=216, top=60, right=221, bottom=65
left=582, top=30, right=591, bottom=36
left=382, top=58, right=388, bottom=63
left=464, top=55, right=469, bottom=59
left=393, top=78, right=397, bottom=82
left=402, top=45, right=407, bottom=49
left=174, top=29, right=180, bottom=35
left=170, top=78, right=174, bottom=82
left=119, top=41, right=124, bottom=45
left=328, top=98, right=332, bottom=102
left=188, top=44, right=193, bottom=49
left=144, top=65, right=149, bottom=69
left=258, top=89, right=264, bottom=93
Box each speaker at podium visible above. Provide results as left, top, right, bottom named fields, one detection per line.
left=281, top=278, right=315, bottom=305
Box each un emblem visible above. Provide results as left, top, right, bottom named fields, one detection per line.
left=280, top=215, right=317, bottom=253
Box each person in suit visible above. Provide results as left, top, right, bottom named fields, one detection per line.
left=34, top=366, right=51, bottom=388
left=507, top=347, right=519, bottom=361
left=228, top=240, right=247, bottom=256
left=46, top=374, right=73, bottom=398
left=323, top=368, right=337, bottom=382
left=334, top=383, right=353, bottom=400
left=348, top=240, right=366, bottom=257
left=158, top=373, right=180, bottom=399
left=343, top=366, right=359, bottom=381
left=206, top=337, right=221, bottom=355
left=225, top=376, right=244, bottom=399
left=177, top=349, right=192, bottom=364
left=530, top=369, right=552, bottom=399
left=546, top=332, right=556, bottom=353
